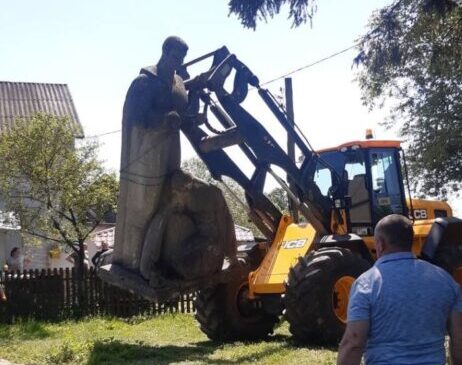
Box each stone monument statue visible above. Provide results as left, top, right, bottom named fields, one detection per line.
left=111, top=36, right=236, bottom=288
left=113, top=36, right=188, bottom=272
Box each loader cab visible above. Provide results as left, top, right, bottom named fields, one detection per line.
left=315, top=140, right=408, bottom=236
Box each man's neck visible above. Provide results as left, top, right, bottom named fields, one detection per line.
left=156, top=61, right=175, bottom=85
left=379, top=249, right=413, bottom=260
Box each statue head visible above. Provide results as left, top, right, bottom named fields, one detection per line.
left=160, top=36, right=188, bottom=73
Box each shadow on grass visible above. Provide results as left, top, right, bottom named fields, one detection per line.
left=0, top=320, right=51, bottom=340
left=87, top=335, right=292, bottom=365
left=284, top=336, right=338, bottom=352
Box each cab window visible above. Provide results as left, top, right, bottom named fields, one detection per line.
left=370, top=149, right=405, bottom=221
left=344, top=152, right=370, bottom=226
left=317, top=149, right=371, bottom=229
left=313, top=164, right=332, bottom=197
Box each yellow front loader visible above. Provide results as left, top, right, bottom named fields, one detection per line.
left=179, top=48, right=462, bottom=344
left=101, top=47, right=462, bottom=345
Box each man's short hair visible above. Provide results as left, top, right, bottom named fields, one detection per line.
left=375, top=214, right=414, bottom=250
left=162, top=36, right=188, bottom=55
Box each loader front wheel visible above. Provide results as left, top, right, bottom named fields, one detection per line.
left=434, top=244, right=462, bottom=287
left=194, top=259, right=278, bottom=341
left=284, top=247, right=370, bottom=344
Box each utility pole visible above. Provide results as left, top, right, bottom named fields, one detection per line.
left=285, top=77, right=299, bottom=222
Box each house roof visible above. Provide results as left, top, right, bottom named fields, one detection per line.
left=235, top=225, right=255, bottom=242
left=0, top=81, right=83, bottom=137
left=91, top=227, right=115, bottom=248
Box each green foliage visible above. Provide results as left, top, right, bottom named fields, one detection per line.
left=268, top=187, right=289, bottom=213
left=0, top=315, right=338, bottom=365
left=45, top=343, right=78, bottom=364
left=355, top=0, right=462, bottom=197
left=228, top=0, right=317, bottom=29
left=181, top=157, right=214, bottom=185
left=0, top=114, right=118, bottom=262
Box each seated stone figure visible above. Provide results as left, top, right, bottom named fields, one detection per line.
left=140, top=170, right=236, bottom=284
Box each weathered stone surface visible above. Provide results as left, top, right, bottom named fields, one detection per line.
left=113, top=37, right=188, bottom=271
left=140, top=170, right=236, bottom=282
left=104, top=37, right=238, bottom=297
left=98, top=262, right=231, bottom=302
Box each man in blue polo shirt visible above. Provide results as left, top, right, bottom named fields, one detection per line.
left=337, top=214, right=462, bottom=365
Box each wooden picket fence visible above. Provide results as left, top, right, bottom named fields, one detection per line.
left=0, top=267, right=196, bottom=323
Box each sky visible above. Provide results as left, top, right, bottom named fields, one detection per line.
left=1, top=0, right=459, bottom=214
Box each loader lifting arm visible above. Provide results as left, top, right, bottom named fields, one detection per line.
left=180, top=47, right=334, bottom=238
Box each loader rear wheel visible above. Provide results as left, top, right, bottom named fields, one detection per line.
left=284, top=247, right=371, bottom=344
left=434, top=245, right=462, bottom=287
left=194, top=258, right=278, bottom=341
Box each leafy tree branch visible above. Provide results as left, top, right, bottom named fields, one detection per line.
left=355, top=0, right=462, bottom=198
left=0, top=113, right=118, bottom=280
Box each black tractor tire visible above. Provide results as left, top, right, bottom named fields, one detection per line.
left=433, top=244, right=462, bottom=287
left=194, top=258, right=279, bottom=341
left=284, top=247, right=371, bottom=345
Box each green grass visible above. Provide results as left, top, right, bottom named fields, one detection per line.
left=0, top=314, right=338, bottom=365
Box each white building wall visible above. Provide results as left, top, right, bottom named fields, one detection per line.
left=0, top=229, right=24, bottom=269
left=24, top=243, right=50, bottom=270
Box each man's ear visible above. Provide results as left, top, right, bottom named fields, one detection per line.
left=375, top=236, right=384, bottom=258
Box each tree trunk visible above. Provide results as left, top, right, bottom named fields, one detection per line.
left=76, top=241, right=86, bottom=317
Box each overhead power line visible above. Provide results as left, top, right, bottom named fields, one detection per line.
left=84, top=43, right=358, bottom=139
left=85, top=129, right=121, bottom=139
left=259, top=43, right=359, bottom=87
